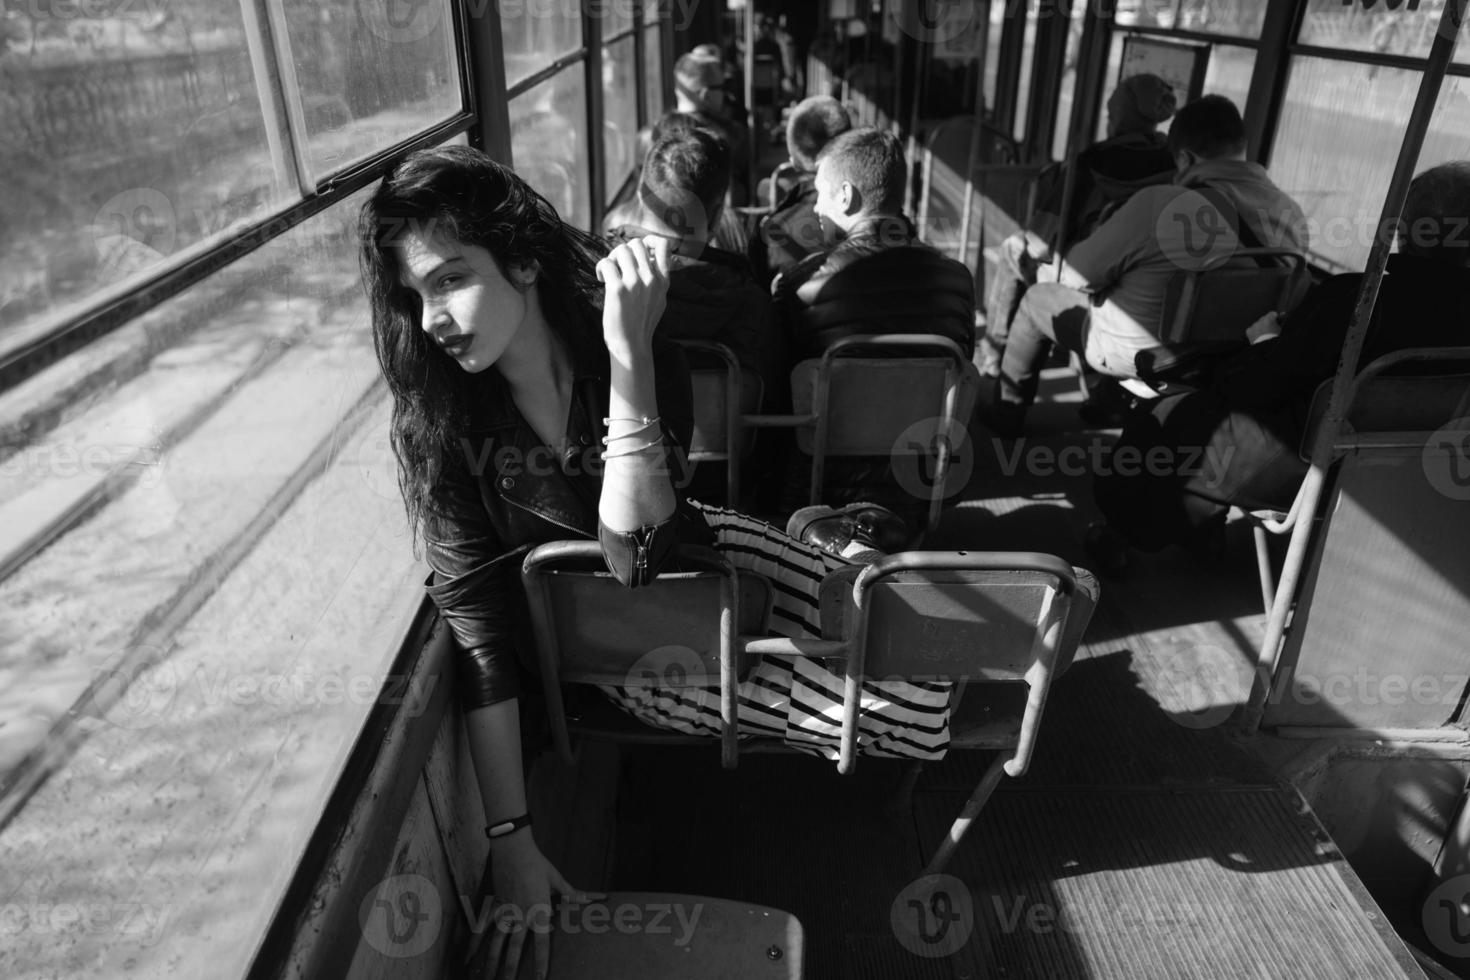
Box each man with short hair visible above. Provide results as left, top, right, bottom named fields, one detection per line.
left=608, top=129, right=780, bottom=403
left=774, top=127, right=976, bottom=362
left=979, top=95, right=1310, bottom=436
left=751, top=95, right=853, bottom=287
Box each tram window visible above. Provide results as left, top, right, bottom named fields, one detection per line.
left=1176, top=0, right=1266, bottom=40
left=1272, top=61, right=1470, bottom=272
left=1201, top=44, right=1255, bottom=117
left=644, top=21, right=666, bottom=122
left=603, top=36, right=641, bottom=203
left=1298, top=0, right=1451, bottom=61
left=510, top=64, right=592, bottom=228
left=603, top=0, right=635, bottom=40
left=1013, top=2, right=1040, bottom=143
left=0, top=175, right=427, bottom=975
left=0, top=3, right=301, bottom=359
left=983, top=1, right=1004, bottom=118
left=278, top=0, right=461, bottom=176
left=500, top=0, right=584, bottom=89
left=1051, top=0, right=1090, bottom=159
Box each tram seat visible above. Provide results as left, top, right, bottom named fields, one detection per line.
left=522, top=541, right=1098, bottom=873
left=1239, top=346, right=1470, bottom=620
left=1126, top=248, right=1310, bottom=398
left=676, top=339, right=763, bottom=507
left=743, top=334, right=980, bottom=534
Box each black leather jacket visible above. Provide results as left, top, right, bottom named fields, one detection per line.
left=774, top=214, right=976, bottom=362
left=422, top=335, right=714, bottom=709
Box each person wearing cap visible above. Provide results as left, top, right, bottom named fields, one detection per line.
left=975, top=94, right=1310, bottom=438
left=981, top=73, right=1179, bottom=379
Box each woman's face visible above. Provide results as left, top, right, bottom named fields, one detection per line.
left=398, top=230, right=536, bottom=374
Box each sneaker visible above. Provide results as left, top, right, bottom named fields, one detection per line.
left=787, top=502, right=909, bottom=560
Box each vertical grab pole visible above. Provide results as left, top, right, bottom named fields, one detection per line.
left=745, top=0, right=757, bottom=206
left=957, top=23, right=990, bottom=268
left=1240, top=0, right=1468, bottom=735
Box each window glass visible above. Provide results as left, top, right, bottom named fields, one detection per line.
left=0, top=6, right=284, bottom=366
left=1297, top=0, right=1447, bottom=60
left=1096, top=32, right=1127, bottom=140
left=603, top=37, right=640, bottom=204
left=1113, top=0, right=1177, bottom=31
left=282, top=0, right=461, bottom=177
left=643, top=23, right=665, bottom=123
left=1051, top=0, right=1090, bottom=158
left=1269, top=60, right=1470, bottom=271
left=0, top=183, right=423, bottom=979
left=603, top=0, right=635, bottom=40
left=1177, top=0, right=1266, bottom=39
left=1014, top=3, right=1040, bottom=143
left=501, top=0, right=584, bottom=89
left=983, top=0, right=1005, bottom=119
left=1201, top=44, right=1255, bottom=120
left=511, top=66, right=591, bottom=229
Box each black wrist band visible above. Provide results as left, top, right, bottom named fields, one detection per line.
left=485, top=814, right=532, bottom=839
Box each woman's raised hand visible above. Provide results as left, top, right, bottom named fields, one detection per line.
left=596, top=236, right=670, bottom=362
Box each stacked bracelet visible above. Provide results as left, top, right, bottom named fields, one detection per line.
left=601, top=434, right=665, bottom=459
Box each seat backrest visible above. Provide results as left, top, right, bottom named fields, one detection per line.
left=789, top=344, right=978, bottom=457
left=813, top=551, right=1093, bottom=775
left=1159, top=249, right=1307, bottom=346
left=524, top=546, right=772, bottom=687
left=1298, top=347, right=1470, bottom=458
left=680, top=341, right=764, bottom=460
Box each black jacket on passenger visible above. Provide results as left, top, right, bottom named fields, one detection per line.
left=423, top=334, right=714, bottom=708
left=1096, top=253, right=1470, bottom=552
left=750, top=173, right=827, bottom=288
left=1028, top=132, right=1175, bottom=251
left=773, top=214, right=977, bottom=364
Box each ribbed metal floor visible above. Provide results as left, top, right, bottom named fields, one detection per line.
left=917, top=786, right=1421, bottom=979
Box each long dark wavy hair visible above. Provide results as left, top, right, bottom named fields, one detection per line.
left=359, top=145, right=606, bottom=543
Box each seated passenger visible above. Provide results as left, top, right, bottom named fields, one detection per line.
left=360, top=154, right=949, bottom=966
left=1089, top=161, right=1470, bottom=564
left=983, top=73, right=1178, bottom=371
left=750, top=95, right=854, bottom=289
left=773, top=127, right=977, bottom=364
left=606, top=129, right=782, bottom=403
left=671, top=49, right=751, bottom=206
left=977, top=95, right=1310, bottom=437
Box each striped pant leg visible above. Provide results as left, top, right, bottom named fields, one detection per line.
left=602, top=501, right=951, bottom=759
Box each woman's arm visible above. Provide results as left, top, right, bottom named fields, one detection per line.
left=596, top=237, right=675, bottom=539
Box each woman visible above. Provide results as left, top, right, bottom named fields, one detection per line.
left=359, top=145, right=949, bottom=977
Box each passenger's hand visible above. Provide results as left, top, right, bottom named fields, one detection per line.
left=479, top=834, right=601, bottom=980
left=1246, top=311, right=1283, bottom=345
left=596, top=236, right=670, bottom=363
left=1023, top=231, right=1053, bottom=263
